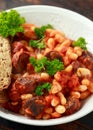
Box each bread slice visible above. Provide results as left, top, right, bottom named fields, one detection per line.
left=0, top=36, right=12, bottom=91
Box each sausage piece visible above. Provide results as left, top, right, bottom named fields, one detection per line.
left=71, top=60, right=85, bottom=72
left=65, top=96, right=81, bottom=115
left=12, top=49, right=29, bottom=73
left=78, top=51, right=93, bottom=71
left=12, top=41, right=26, bottom=54
left=45, top=51, right=63, bottom=61
left=24, top=96, right=46, bottom=116
left=9, top=74, right=43, bottom=102
left=9, top=76, right=38, bottom=101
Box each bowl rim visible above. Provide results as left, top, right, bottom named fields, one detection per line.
left=0, top=5, right=93, bottom=126
left=8, top=5, right=93, bottom=26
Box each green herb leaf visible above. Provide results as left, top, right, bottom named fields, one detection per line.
left=35, top=83, right=51, bottom=96
left=37, top=41, right=45, bottom=49
left=29, top=40, right=38, bottom=48
left=29, top=57, right=37, bottom=66
left=0, top=10, right=25, bottom=37
left=34, top=24, right=53, bottom=39
left=73, top=37, right=87, bottom=50
left=35, top=57, right=47, bottom=72
left=46, top=59, right=64, bottom=76
left=29, top=57, right=64, bottom=75
left=29, top=57, right=47, bottom=72
left=29, top=39, right=45, bottom=49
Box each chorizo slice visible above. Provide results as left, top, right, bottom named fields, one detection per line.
left=12, top=41, right=26, bottom=54
left=71, top=60, right=85, bottom=72
left=9, top=74, right=43, bottom=101
left=78, top=51, right=93, bottom=71
left=65, top=96, right=81, bottom=115
left=45, top=51, right=63, bottom=61
left=24, top=96, right=46, bottom=116
left=12, top=49, right=29, bottom=73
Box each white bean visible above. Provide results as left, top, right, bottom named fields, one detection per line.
left=55, top=105, right=66, bottom=114
left=78, top=85, right=87, bottom=92
left=58, top=92, right=67, bottom=105
left=50, top=80, right=62, bottom=94
left=81, top=79, right=90, bottom=86
left=77, top=68, right=91, bottom=77
left=51, top=97, right=60, bottom=106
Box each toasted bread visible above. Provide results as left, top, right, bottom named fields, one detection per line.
left=0, top=36, right=12, bottom=91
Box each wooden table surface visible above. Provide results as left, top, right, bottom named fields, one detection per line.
left=0, top=0, right=93, bottom=130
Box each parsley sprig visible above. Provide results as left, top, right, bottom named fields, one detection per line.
left=35, top=83, right=51, bottom=96
left=29, top=37, right=45, bottom=49
left=73, top=37, right=87, bottom=50
left=46, top=59, right=64, bottom=76
left=0, top=10, right=25, bottom=37
left=29, top=24, right=53, bottom=49
left=29, top=57, right=64, bottom=76
left=29, top=57, right=47, bottom=72
left=34, top=24, right=53, bottom=39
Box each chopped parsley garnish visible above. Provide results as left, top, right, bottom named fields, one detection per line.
left=29, top=37, right=45, bottom=49
left=29, top=57, right=47, bottom=72
left=35, top=83, right=51, bottom=96
left=34, top=24, right=53, bottom=39
left=73, top=37, right=87, bottom=50
left=29, top=57, right=64, bottom=76
left=46, top=59, right=64, bottom=76
left=29, top=24, right=53, bottom=49
left=0, top=10, right=25, bottom=37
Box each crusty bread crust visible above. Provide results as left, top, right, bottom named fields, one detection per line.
left=0, top=36, right=12, bottom=91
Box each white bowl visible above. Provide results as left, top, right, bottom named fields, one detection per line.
left=0, top=5, right=93, bottom=126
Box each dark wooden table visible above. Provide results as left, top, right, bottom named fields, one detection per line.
left=0, top=0, right=93, bottom=130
